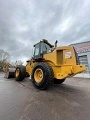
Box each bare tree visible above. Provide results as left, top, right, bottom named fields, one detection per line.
left=15, top=60, right=23, bottom=66
left=0, top=49, right=11, bottom=62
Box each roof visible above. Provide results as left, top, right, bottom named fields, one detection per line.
left=70, top=40, right=90, bottom=46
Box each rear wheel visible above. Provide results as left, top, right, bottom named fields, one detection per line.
left=54, top=79, right=65, bottom=84
left=31, top=62, right=54, bottom=90
left=15, top=65, right=26, bottom=81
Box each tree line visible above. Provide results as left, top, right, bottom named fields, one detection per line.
left=0, top=49, right=23, bottom=71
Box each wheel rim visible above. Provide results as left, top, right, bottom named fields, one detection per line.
left=34, top=68, right=43, bottom=83
left=15, top=69, right=20, bottom=77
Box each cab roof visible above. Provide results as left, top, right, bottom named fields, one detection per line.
left=34, top=39, right=54, bottom=48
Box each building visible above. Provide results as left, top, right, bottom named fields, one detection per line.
left=70, top=41, right=90, bottom=78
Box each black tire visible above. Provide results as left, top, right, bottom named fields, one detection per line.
left=31, top=62, right=54, bottom=90
left=15, top=65, right=26, bottom=81
left=54, top=79, right=65, bottom=84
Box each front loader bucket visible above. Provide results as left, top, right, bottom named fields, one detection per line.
left=4, top=68, right=15, bottom=79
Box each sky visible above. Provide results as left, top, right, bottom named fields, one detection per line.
left=0, top=0, right=90, bottom=63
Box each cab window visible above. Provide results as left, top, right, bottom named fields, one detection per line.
left=41, top=43, right=50, bottom=54
left=34, top=44, right=39, bottom=56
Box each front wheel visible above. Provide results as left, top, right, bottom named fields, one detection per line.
left=31, top=62, right=54, bottom=90
left=15, top=65, right=26, bottom=81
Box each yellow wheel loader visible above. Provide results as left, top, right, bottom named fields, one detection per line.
left=6, top=39, right=86, bottom=90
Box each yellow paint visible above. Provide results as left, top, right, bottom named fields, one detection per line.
left=34, top=68, right=43, bottom=83
left=26, top=61, right=36, bottom=76
left=51, top=65, right=86, bottom=79
left=15, top=69, right=20, bottom=77
left=43, top=46, right=77, bottom=66
left=25, top=45, right=86, bottom=80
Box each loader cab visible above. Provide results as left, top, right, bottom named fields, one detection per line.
left=33, top=39, right=54, bottom=59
